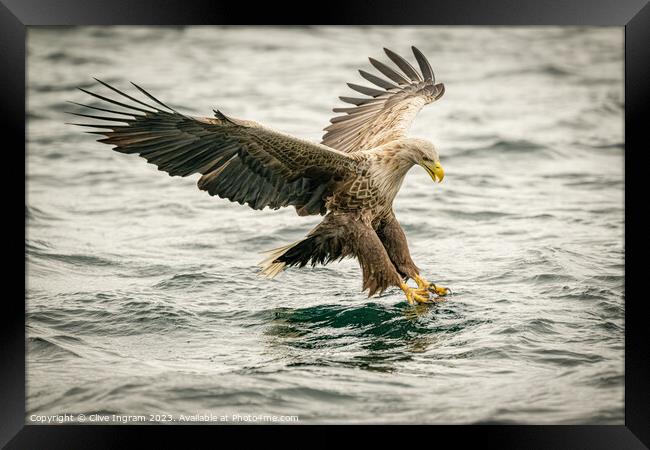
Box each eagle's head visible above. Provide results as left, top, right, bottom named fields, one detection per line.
left=400, top=138, right=445, bottom=183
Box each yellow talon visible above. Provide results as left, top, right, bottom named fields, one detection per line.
left=413, top=274, right=430, bottom=290
left=432, top=284, right=450, bottom=297
left=414, top=274, right=451, bottom=297
left=400, top=282, right=430, bottom=305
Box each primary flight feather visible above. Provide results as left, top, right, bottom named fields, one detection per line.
left=70, top=46, right=450, bottom=304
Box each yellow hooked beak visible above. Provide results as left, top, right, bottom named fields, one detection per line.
left=422, top=160, right=445, bottom=183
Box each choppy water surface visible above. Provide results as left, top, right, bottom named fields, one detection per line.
left=26, top=26, right=624, bottom=424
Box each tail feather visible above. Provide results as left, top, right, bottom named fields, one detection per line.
left=257, top=239, right=306, bottom=279
left=257, top=225, right=350, bottom=279
left=257, top=213, right=404, bottom=297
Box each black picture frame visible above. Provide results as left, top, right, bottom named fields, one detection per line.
left=4, top=0, right=648, bottom=447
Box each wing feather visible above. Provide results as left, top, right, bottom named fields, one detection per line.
left=346, top=83, right=386, bottom=97
left=70, top=81, right=354, bottom=216
left=322, top=46, right=445, bottom=153
left=411, top=46, right=435, bottom=82
left=358, top=69, right=399, bottom=90
left=368, top=57, right=410, bottom=85
left=383, top=48, right=422, bottom=82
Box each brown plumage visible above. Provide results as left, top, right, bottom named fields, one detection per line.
left=69, top=46, right=449, bottom=304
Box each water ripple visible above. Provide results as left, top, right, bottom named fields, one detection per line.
left=26, top=26, right=624, bottom=424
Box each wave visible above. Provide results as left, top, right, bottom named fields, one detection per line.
left=261, top=302, right=487, bottom=357
left=439, top=209, right=513, bottom=221
left=485, top=64, right=574, bottom=79
left=28, top=291, right=199, bottom=336
left=446, top=139, right=549, bottom=160
left=31, top=80, right=101, bottom=93
left=26, top=245, right=117, bottom=268
left=25, top=26, right=625, bottom=424
left=532, top=348, right=605, bottom=368
left=25, top=205, right=61, bottom=223
left=153, top=272, right=225, bottom=291
left=28, top=336, right=82, bottom=359
left=43, top=52, right=107, bottom=66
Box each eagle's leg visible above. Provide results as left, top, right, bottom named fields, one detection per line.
left=260, top=212, right=430, bottom=304
left=329, top=215, right=429, bottom=304
left=260, top=213, right=427, bottom=304
left=377, top=211, right=450, bottom=299
left=350, top=221, right=423, bottom=303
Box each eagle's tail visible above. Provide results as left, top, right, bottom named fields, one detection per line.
left=257, top=221, right=351, bottom=279
left=257, top=239, right=307, bottom=279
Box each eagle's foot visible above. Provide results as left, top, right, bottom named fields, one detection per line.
left=400, top=283, right=431, bottom=305
left=414, top=274, right=450, bottom=298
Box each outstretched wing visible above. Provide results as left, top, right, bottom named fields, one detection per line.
left=322, top=46, right=445, bottom=153
left=69, top=80, right=355, bottom=216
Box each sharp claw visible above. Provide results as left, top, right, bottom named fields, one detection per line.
left=427, top=283, right=450, bottom=297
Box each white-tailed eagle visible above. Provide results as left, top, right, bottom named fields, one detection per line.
left=70, top=46, right=449, bottom=304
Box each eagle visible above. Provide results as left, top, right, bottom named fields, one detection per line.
left=69, top=46, right=450, bottom=304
